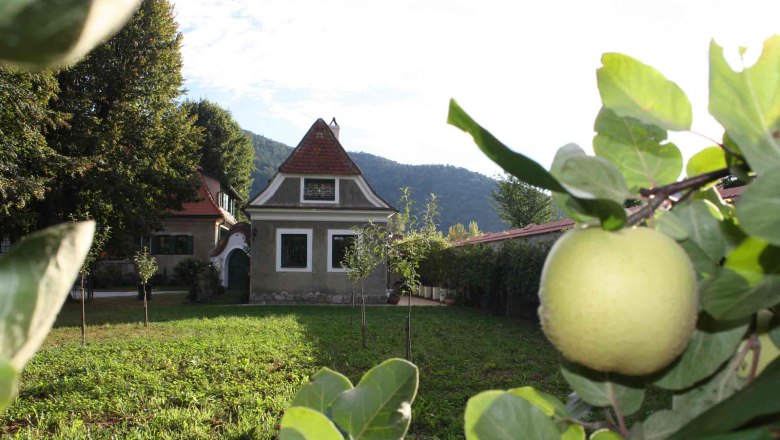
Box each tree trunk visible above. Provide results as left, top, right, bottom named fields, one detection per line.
left=350, top=285, right=356, bottom=326
left=80, top=273, right=86, bottom=346
left=406, top=289, right=412, bottom=361
left=143, top=283, right=149, bottom=327
left=360, top=279, right=367, bottom=348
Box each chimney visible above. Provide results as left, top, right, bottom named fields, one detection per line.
left=329, top=117, right=340, bottom=140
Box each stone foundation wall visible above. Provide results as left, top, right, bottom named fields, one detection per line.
left=249, top=291, right=387, bottom=305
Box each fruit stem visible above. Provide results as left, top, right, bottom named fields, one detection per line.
left=749, top=335, right=761, bottom=383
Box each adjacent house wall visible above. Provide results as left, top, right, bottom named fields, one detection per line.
left=153, top=217, right=221, bottom=276
left=249, top=219, right=388, bottom=304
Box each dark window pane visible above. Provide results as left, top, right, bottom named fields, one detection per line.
left=281, top=234, right=308, bottom=268
left=332, top=235, right=354, bottom=269
left=159, top=235, right=172, bottom=255
left=175, top=235, right=192, bottom=255
left=303, top=178, right=336, bottom=201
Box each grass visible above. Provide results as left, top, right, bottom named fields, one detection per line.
left=1, top=294, right=669, bottom=439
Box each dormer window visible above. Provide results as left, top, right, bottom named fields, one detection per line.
left=303, top=178, right=336, bottom=201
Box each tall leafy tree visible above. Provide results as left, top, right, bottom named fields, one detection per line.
left=0, top=67, right=66, bottom=239
left=491, top=173, right=556, bottom=228
left=40, top=0, right=201, bottom=254
left=182, top=99, right=255, bottom=200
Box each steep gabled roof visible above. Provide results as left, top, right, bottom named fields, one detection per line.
left=172, top=173, right=237, bottom=223
left=278, top=118, right=361, bottom=175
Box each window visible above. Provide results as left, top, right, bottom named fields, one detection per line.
left=0, top=237, right=11, bottom=254
left=150, top=234, right=193, bottom=255
left=276, top=228, right=312, bottom=272
left=327, top=229, right=356, bottom=272
left=303, top=178, right=336, bottom=202
left=219, top=191, right=235, bottom=216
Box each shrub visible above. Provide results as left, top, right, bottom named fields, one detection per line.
left=173, top=258, right=224, bottom=302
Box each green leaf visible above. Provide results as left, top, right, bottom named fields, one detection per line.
left=464, top=390, right=559, bottom=440
left=770, top=312, right=780, bottom=349
left=678, top=240, right=720, bottom=279
left=330, top=358, right=418, bottom=440
left=667, top=357, right=780, bottom=439
left=562, top=424, right=586, bottom=440
left=560, top=361, right=645, bottom=416
left=508, top=386, right=562, bottom=417
left=701, top=237, right=780, bottom=320
left=0, top=0, right=141, bottom=69
left=695, top=427, right=776, bottom=440
left=651, top=314, right=748, bottom=390
left=550, top=144, right=628, bottom=230
left=279, top=407, right=344, bottom=440
left=0, top=221, right=95, bottom=370
left=736, top=169, right=780, bottom=246
left=597, top=52, right=692, bottom=131
left=673, top=199, right=726, bottom=263
left=701, top=270, right=780, bottom=321
left=671, top=354, right=747, bottom=423
left=0, top=360, right=19, bottom=412
left=686, top=147, right=728, bottom=179
left=709, top=37, right=780, bottom=175
left=291, top=368, right=353, bottom=414
left=654, top=210, right=689, bottom=241
left=556, top=156, right=629, bottom=205
left=629, top=410, right=687, bottom=440
left=590, top=429, right=624, bottom=440
left=447, top=99, right=565, bottom=192
left=593, top=107, right=683, bottom=191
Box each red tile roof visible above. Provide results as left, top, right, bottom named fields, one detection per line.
left=278, top=118, right=361, bottom=175
left=172, top=173, right=237, bottom=223
left=456, top=185, right=747, bottom=247
left=455, top=218, right=575, bottom=246
left=717, top=185, right=745, bottom=201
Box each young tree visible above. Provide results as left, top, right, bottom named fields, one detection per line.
left=447, top=223, right=468, bottom=241
left=491, top=173, right=556, bottom=228
left=134, top=247, right=157, bottom=327
left=39, top=0, right=201, bottom=255
left=71, top=212, right=111, bottom=346
left=342, top=226, right=383, bottom=347
left=384, top=188, right=440, bottom=361
left=182, top=99, right=255, bottom=200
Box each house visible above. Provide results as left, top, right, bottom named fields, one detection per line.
left=148, top=172, right=240, bottom=277
left=244, top=118, right=395, bottom=303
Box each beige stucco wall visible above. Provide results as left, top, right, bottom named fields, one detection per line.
left=264, top=177, right=377, bottom=208
left=154, top=217, right=223, bottom=277
left=249, top=219, right=388, bottom=304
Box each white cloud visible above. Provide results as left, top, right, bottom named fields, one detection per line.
left=173, top=0, right=780, bottom=176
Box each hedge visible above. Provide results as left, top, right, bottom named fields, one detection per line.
left=419, top=236, right=559, bottom=319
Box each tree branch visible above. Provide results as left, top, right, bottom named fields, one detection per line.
left=627, top=167, right=731, bottom=226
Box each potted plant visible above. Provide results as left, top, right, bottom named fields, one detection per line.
left=444, top=289, right=458, bottom=306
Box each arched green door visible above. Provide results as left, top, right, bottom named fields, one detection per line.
left=227, top=250, right=250, bottom=291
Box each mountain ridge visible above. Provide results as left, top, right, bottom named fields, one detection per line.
left=245, top=130, right=505, bottom=232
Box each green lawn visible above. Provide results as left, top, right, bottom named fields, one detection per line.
left=1, top=294, right=668, bottom=439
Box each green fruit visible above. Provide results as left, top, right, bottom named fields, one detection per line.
left=539, top=226, right=698, bottom=376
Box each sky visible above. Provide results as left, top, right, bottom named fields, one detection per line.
left=171, top=0, right=780, bottom=178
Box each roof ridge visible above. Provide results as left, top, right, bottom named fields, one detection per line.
left=278, top=118, right=361, bottom=175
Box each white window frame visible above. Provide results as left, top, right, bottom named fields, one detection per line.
left=327, top=229, right=356, bottom=273
left=300, top=177, right=339, bottom=204
left=276, top=228, right=313, bottom=272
